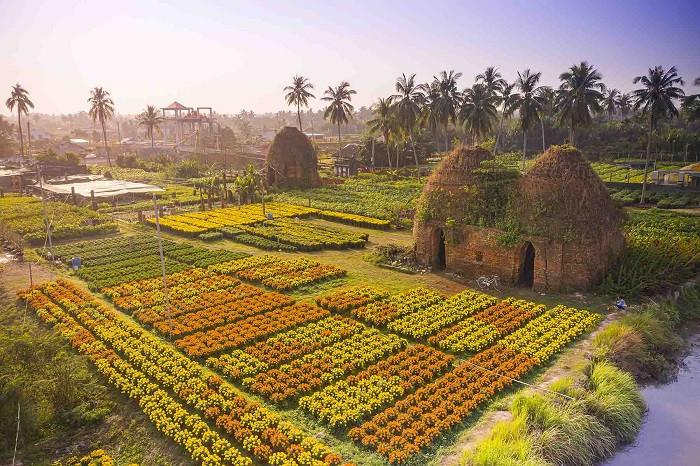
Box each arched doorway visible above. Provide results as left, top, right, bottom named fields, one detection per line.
left=519, top=242, right=535, bottom=287
left=433, top=227, right=446, bottom=270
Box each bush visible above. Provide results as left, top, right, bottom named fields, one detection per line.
left=462, top=361, right=644, bottom=466
left=198, top=231, right=223, bottom=242
left=593, top=307, right=684, bottom=382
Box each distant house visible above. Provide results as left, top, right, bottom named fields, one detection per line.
left=652, top=162, right=700, bottom=188
left=333, top=143, right=362, bottom=177
left=52, top=141, right=88, bottom=156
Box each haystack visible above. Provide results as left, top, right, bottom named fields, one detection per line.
left=266, top=126, right=320, bottom=189
left=517, top=145, right=624, bottom=240
left=414, top=145, right=493, bottom=226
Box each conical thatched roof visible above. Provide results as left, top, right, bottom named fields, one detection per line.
left=517, top=145, right=623, bottom=240
left=414, top=145, right=493, bottom=225
left=266, top=126, right=320, bottom=188
left=424, top=145, right=492, bottom=192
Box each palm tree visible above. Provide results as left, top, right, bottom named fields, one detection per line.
left=555, top=61, right=605, bottom=145
left=632, top=66, right=685, bottom=204
left=616, top=92, right=633, bottom=117
left=682, top=77, right=700, bottom=121
left=322, top=81, right=356, bottom=150
left=88, top=87, right=115, bottom=168
left=513, top=69, right=545, bottom=169
left=392, top=73, right=424, bottom=166
left=137, top=105, right=165, bottom=150
left=367, top=98, right=396, bottom=168
left=284, top=75, right=315, bottom=131
left=459, top=83, right=498, bottom=144
left=432, top=70, right=462, bottom=151
left=5, top=84, right=34, bottom=162
left=476, top=66, right=506, bottom=98
left=602, top=88, right=620, bottom=121
left=493, top=83, right=517, bottom=155
left=536, top=86, right=556, bottom=151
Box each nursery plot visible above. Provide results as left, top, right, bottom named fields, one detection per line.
left=20, top=279, right=348, bottom=466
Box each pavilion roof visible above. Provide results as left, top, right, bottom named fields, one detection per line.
left=163, top=101, right=189, bottom=110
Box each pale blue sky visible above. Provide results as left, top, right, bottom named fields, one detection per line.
left=2, top=0, right=699, bottom=115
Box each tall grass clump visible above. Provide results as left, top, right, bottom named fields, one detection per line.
left=461, top=362, right=645, bottom=466
left=594, top=306, right=684, bottom=382
left=512, top=394, right=616, bottom=466
left=584, top=361, right=646, bottom=443
left=462, top=416, right=548, bottom=466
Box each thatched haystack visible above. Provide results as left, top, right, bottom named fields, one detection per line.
left=266, top=126, right=320, bottom=188
left=517, top=144, right=624, bottom=241
left=414, top=145, right=493, bottom=226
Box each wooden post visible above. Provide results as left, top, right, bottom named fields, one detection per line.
left=91, top=190, right=97, bottom=210
left=71, top=186, right=77, bottom=205
left=137, top=210, right=143, bottom=223
left=199, top=187, right=204, bottom=211
left=221, top=173, right=227, bottom=208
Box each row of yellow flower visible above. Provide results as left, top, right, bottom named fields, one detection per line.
left=351, top=287, right=444, bottom=326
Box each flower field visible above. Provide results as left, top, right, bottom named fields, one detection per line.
left=20, top=279, right=347, bottom=466
left=0, top=195, right=118, bottom=244
left=235, top=218, right=368, bottom=251
left=46, top=234, right=249, bottom=289
left=22, top=228, right=603, bottom=465
left=273, top=174, right=424, bottom=222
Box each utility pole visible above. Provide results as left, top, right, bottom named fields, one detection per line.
left=37, top=165, right=53, bottom=259
left=152, top=194, right=170, bottom=312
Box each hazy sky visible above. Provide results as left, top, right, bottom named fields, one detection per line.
left=2, top=0, right=699, bottom=116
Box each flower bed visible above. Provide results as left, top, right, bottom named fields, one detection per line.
left=174, top=303, right=330, bottom=358
left=237, top=218, right=367, bottom=251
left=20, top=280, right=346, bottom=465
left=244, top=329, right=407, bottom=403
left=351, top=287, right=444, bottom=326
left=0, top=196, right=117, bottom=245
left=315, top=285, right=388, bottom=312
left=299, top=345, right=454, bottom=428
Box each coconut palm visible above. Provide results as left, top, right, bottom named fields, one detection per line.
left=555, top=61, right=605, bottom=145
left=476, top=66, right=507, bottom=98
left=616, top=92, right=633, bottom=117
left=284, top=75, right=315, bottom=131
left=322, top=81, right=356, bottom=149
left=367, top=97, right=396, bottom=168
left=431, top=70, right=463, bottom=152
left=392, top=73, right=424, bottom=166
left=602, top=88, right=620, bottom=121
left=88, top=87, right=115, bottom=168
left=493, top=83, right=517, bottom=155
left=418, top=81, right=442, bottom=150
left=459, top=83, right=498, bottom=144
left=5, top=83, right=34, bottom=161
left=682, top=77, right=700, bottom=121
left=536, top=86, right=556, bottom=152
left=513, top=69, right=545, bottom=169
left=137, top=105, right=165, bottom=150
left=632, top=66, right=685, bottom=204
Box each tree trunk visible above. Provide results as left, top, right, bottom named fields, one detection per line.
left=522, top=131, right=527, bottom=171
left=640, top=114, right=654, bottom=205
left=17, top=111, right=24, bottom=162
left=371, top=137, right=375, bottom=167
left=570, top=126, right=576, bottom=147
left=151, top=130, right=155, bottom=150
left=409, top=130, right=419, bottom=168
left=540, top=119, right=546, bottom=152
left=493, top=114, right=504, bottom=155
left=101, top=118, right=112, bottom=168
left=297, top=103, right=302, bottom=131
left=443, top=125, right=449, bottom=152
left=384, top=132, right=392, bottom=168
left=337, top=122, right=341, bottom=148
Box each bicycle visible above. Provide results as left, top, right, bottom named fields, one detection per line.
left=476, top=274, right=501, bottom=292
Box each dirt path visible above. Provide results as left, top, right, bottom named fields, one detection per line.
left=0, top=259, right=59, bottom=294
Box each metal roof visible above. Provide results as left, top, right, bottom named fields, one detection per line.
left=35, top=178, right=164, bottom=198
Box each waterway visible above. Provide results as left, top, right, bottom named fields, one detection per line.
left=603, top=333, right=700, bottom=466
